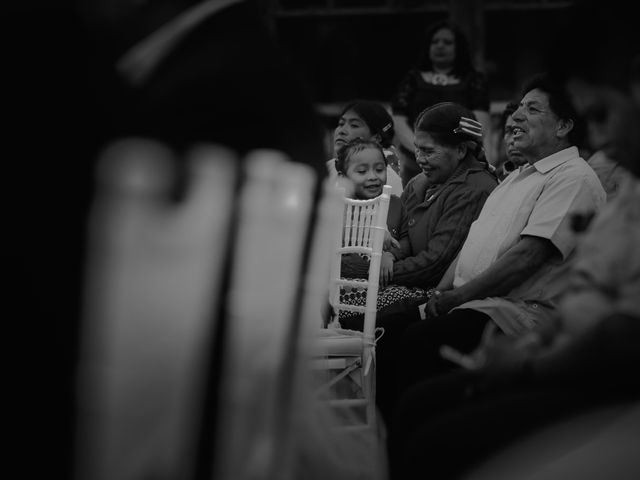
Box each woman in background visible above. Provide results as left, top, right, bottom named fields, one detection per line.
left=390, top=20, right=491, bottom=185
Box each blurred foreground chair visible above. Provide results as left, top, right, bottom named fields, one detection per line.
left=74, top=141, right=389, bottom=480
left=212, top=150, right=317, bottom=480
left=75, top=140, right=238, bottom=480
left=312, top=185, right=392, bottom=435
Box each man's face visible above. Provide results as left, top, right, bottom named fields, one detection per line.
left=503, top=115, right=526, bottom=167
left=510, top=89, right=564, bottom=162
left=567, top=79, right=640, bottom=176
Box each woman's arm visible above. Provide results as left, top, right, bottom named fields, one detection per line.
left=392, top=187, right=491, bottom=289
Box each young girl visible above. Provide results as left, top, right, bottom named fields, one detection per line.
left=334, top=139, right=408, bottom=322
left=336, top=138, right=406, bottom=247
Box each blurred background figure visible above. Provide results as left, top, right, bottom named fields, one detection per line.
left=390, top=19, right=491, bottom=185
left=495, top=101, right=526, bottom=180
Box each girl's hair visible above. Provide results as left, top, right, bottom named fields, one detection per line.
left=335, top=138, right=387, bottom=175
left=414, top=101, right=486, bottom=163
left=338, top=100, right=395, bottom=148
left=416, top=20, right=475, bottom=76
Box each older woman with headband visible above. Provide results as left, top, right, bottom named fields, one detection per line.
left=340, top=102, right=497, bottom=330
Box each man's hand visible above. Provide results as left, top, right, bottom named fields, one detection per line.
left=425, top=288, right=463, bottom=318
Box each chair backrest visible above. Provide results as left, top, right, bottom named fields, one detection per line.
left=212, top=150, right=318, bottom=480
left=75, top=140, right=237, bottom=480
left=329, top=185, right=392, bottom=342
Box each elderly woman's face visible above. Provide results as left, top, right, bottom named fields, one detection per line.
left=414, top=131, right=463, bottom=184
left=568, top=79, right=640, bottom=176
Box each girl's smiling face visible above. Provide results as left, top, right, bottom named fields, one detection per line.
left=344, top=147, right=387, bottom=199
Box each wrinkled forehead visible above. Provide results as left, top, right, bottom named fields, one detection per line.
left=519, top=89, right=551, bottom=108
left=414, top=130, right=438, bottom=147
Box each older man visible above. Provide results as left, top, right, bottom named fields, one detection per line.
left=375, top=73, right=606, bottom=421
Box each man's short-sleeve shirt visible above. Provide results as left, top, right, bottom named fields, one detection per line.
left=453, top=147, right=606, bottom=335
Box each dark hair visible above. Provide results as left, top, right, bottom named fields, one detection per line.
left=414, top=101, right=485, bottom=162
left=335, top=138, right=387, bottom=175
left=500, top=101, right=519, bottom=134
left=416, top=20, right=475, bottom=76
left=520, top=73, right=584, bottom=146
left=338, top=100, right=395, bottom=148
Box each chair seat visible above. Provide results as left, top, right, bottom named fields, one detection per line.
left=314, top=328, right=364, bottom=356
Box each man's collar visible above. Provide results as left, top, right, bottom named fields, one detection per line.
left=531, top=146, right=580, bottom=174
left=116, top=0, right=243, bottom=87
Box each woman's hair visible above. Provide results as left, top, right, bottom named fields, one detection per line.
left=338, top=100, right=395, bottom=148
left=414, top=101, right=485, bottom=162
left=335, top=138, right=387, bottom=175
left=416, top=20, right=475, bottom=76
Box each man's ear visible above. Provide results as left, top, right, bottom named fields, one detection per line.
left=557, top=118, right=574, bottom=139
left=457, top=142, right=468, bottom=160
left=373, top=133, right=383, bottom=144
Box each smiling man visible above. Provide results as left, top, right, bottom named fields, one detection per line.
left=375, top=73, right=606, bottom=424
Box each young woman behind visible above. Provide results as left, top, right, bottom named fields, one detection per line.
left=328, top=100, right=404, bottom=196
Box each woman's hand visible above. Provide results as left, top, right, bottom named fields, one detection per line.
left=383, top=230, right=400, bottom=251
left=380, top=251, right=395, bottom=287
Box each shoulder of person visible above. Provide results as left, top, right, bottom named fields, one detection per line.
left=403, top=172, right=428, bottom=193
left=451, top=167, right=498, bottom=193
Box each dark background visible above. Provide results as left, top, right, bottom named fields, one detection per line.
left=272, top=1, right=575, bottom=116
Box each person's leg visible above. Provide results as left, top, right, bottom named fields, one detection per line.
left=397, top=308, right=492, bottom=391
left=387, top=369, right=481, bottom=478
left=378, top=308, right=491, bottom=425
left=373, top=298, right=425, bottom=428
left=390, top=383, right=603, bottom=480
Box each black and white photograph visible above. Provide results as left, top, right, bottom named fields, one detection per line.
left=6, top=1, right=639, bottom=479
